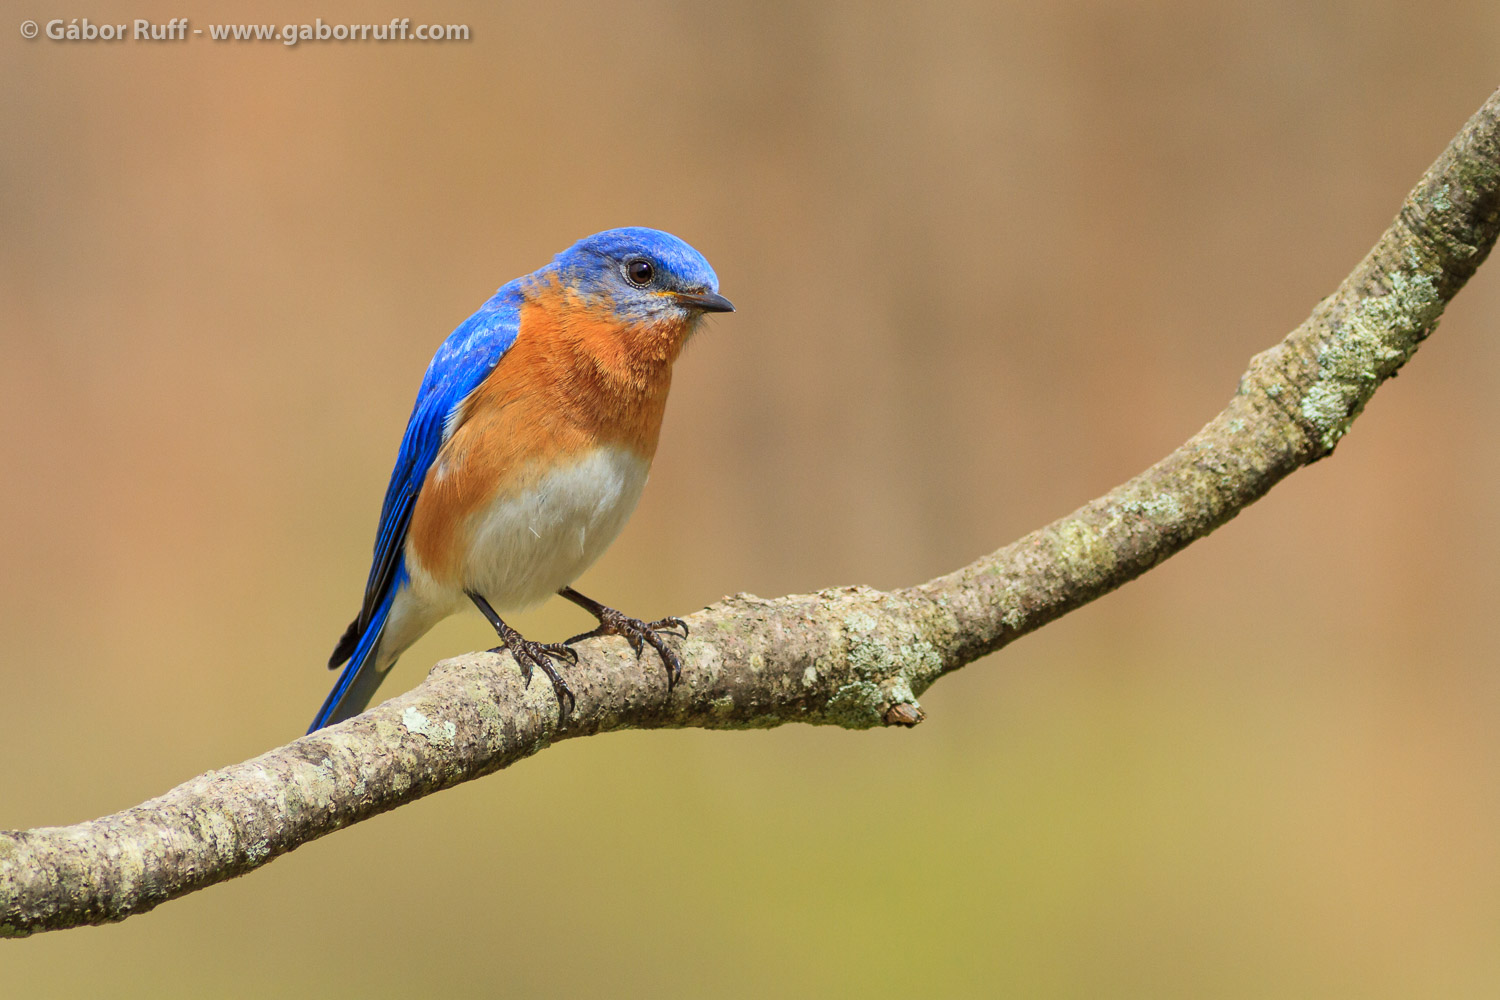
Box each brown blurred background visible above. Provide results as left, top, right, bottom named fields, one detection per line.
left=4, top=1, right=1500, bottom=995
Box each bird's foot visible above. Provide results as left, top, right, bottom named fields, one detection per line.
left=486, top=622, right=578, bottom=716
left=469, top=590, right=578, bottom=716
left=566, top=607, right=688, bottom=691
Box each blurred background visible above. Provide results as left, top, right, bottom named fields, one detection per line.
left=4, top=1, right=1500, bottom=996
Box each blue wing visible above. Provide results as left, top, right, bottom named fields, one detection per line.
left=309, top=281, right=524, bottom=732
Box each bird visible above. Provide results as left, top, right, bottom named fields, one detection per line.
left=308, top=227, right=733, bottom=733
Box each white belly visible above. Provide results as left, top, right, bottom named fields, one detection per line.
left=459, top=444, right=650, bottom=610
left=380, top=445, right=650, bottom=671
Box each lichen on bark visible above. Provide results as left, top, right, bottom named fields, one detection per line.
left=4, top=87, right=1500, bottom=937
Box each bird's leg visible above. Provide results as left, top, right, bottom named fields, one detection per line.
left=467, top=591, right=577, bottom=715
left=557, top=586, right=688, bottom=691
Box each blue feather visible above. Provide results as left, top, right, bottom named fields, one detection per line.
left=309, top=281, right=523, bottom=732
left=308, top=578, right=400, bottom=732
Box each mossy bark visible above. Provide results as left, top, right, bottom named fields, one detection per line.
left=4, top=88, right=1500, bottom=937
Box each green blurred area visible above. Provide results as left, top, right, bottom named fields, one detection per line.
left=4, top=1, right=1500, bottom=996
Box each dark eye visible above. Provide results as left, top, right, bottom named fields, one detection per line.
left=625, top=258, right=654, bottom=286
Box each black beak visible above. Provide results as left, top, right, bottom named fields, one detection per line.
left=673, top=290, right=736, bottom=313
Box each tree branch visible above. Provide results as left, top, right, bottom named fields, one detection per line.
left=5, top=89, right=1500, bottom=938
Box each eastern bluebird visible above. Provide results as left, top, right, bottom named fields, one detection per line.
left=309, top=228, right=733, bottom=732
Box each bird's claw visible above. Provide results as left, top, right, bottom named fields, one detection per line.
left=567, top=611, right=686, bottom=692
left=652, top=617, right=690, bottom=641
left=487, top=636, right=577, bottom=716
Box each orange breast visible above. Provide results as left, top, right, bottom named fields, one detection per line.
left=407, top=278, right=693, bottom=583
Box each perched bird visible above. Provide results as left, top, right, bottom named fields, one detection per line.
left=309, top=228, right=733, bottom=732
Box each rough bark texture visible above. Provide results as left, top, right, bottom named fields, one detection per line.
left=4, top=89, right=1500, bottom=938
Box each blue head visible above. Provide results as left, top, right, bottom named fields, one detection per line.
left=544, top=227, right=734, bottom=323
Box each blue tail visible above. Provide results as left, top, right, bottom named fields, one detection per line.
left=308, top=587, right=398, bottom=733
